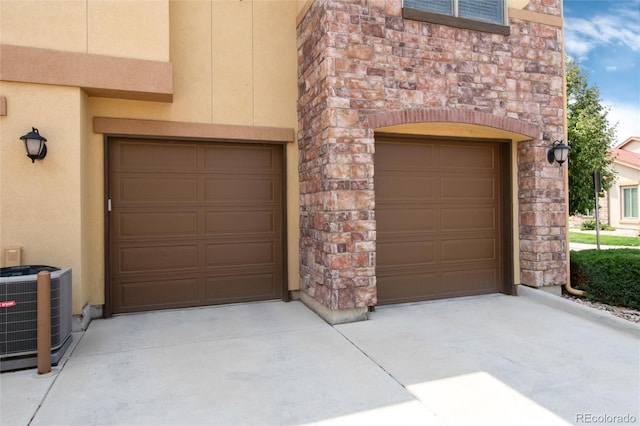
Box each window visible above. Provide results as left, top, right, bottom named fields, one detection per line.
left=403, top=0, right=509, bottom=35
left=622, top=187, right=639, bottom=219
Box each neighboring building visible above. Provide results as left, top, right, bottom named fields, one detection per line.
left=608, top=137, right=640, bottom=233
left=568, top=206, right=609, bottom=230
left=0, top=0, right=569, bottom=326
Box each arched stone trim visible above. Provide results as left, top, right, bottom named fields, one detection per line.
left=365, top=108, right=539, bottom=140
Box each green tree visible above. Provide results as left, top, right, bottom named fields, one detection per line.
left=566, top=57, right=617, bottom=216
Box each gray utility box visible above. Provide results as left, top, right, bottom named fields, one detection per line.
left=0, top=266, right=73, bottom=372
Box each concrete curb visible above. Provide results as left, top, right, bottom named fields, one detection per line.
left=517, top=285, right=640, bottom=339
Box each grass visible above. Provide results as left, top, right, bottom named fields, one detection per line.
left=569, top=232, right=640, bottom=247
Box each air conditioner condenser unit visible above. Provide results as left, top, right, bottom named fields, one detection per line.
left=0, top=266, right=73, bottom=372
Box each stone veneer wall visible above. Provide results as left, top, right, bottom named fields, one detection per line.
left=297, top=0, right=567, bottom=315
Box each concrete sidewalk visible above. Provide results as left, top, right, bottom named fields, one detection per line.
left=2, top=290, right=639, bottom=425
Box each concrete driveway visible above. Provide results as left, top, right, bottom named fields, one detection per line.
left=2, top=288, right=639, bottom=426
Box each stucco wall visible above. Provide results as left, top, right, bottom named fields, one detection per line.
left=1, top=0, right=303, bottom=314
left=609, top=163, right=640, bottom=231
left=0, top=0, right=169, bottom=61
left=0, top=82, right=86, bottom=311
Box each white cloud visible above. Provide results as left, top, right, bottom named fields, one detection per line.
left=605, top=66, right=617, bottom=71
left=564, top=6, right=640, bottom=59
left=603, top=100, right=640, bottom=145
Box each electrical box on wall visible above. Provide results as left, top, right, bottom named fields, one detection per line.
left=3, top=247, right=21, bottom=267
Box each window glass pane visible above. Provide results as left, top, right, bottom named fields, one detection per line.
left=623, top=187, right=639, bottom=218
left=405, top=0, right=452, bottom=15
left=459, top=0, right=504, bottom=24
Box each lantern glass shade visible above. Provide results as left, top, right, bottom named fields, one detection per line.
left=553, top=142, right=569, bottom=163
left=19, top=127, right=47, bottom=163
left=25, top=138, right=45, bottom=156
left=547, top=140, right=570, bottom=165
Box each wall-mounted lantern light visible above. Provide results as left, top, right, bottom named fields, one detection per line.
left=547, top=139, right=570, bottom=165
left=19, top=127, right=47, bottom=163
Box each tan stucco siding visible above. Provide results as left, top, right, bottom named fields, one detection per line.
left=168, top=0, right=299, bottom=126
left=169, top=1, right=214, bottom=123
left=0, top=82, right=86, bottom=312
left=0, top=1, right=88, bottom=52
left=0, top=0, right=169, bottom=61
left=253, top=2, right=300, bottom=128
left=88, top=0, right=170, bottom=61
left=212, top=0, right=254, bottom=125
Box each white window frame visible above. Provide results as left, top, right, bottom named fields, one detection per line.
left=622, top=186, right=639, bottom=220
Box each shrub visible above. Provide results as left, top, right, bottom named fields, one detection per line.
left=570, top=249, right=640, bottom=310
left=580, top=220, right=615, bottom=231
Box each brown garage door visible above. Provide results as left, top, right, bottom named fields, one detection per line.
left=375, top=136, right=504, bottom=304
left=108, top=138, right=284, bottom=314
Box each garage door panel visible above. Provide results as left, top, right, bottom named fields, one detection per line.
left=377, top=241, right=435, bottom=265
left=441, top=208, right=495, bottom=231
left=377, top=268, right=498, bottom=304
left=118, top=277, right=201, bottom=311
left=206, top=241, right=278, bottom=267
left=114, top=143, right=198, bottom=170
left=376, top=142, right=436, bottom=169
left=441, top=269, right=498, bottom=294
left=119, top=177, right=199, bottom=203
left=117, top=245, right=199, bottom=273
left=376, top=274, right=439, bottom=304
left=440, top=145, right=495, bottom=169
left=118, top=211, right=198, bottom=238
left=376, top=176, right=435, bottom=200
left=377, top=208, right=435, bottom=232
left=204, top=145, right=277, bottom=171
left=441, top=238, right=496, bottom=262
left=205, top=274, right=279, bottom=301
left=440, top=177, right=496, bottom=199
left=205, top=210, right=276, bottom=234
left=205, top=177, right=278, bottom=202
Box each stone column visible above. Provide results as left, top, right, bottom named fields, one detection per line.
left=297, top=1, right=377, bottom=323
left=518, top=138, right=569, bottom=291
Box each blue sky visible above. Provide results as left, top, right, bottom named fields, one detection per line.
left=563, top=0, right=640, bottom=145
